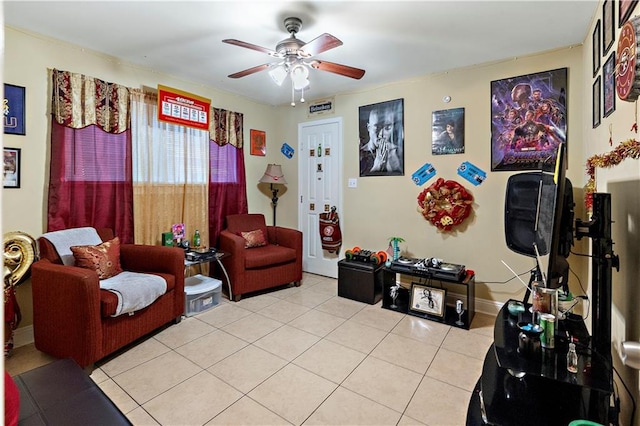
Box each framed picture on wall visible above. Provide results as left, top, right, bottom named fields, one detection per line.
left=490, top=68, right=567, bottom=171
left=593, top=75, right=602, bottom=128
left=3, top=147, right=21, bottom=188
left=593, top=19, right=601, bottom=78
left=431, top=107, right=465, bottom=155
left=3, top=84, right=25, bottom=135
left=619, top=0, right=638, bottom=27
left=409, top=284, right=446, bottom=318
left=604, top=52, right=617, bottom=117
left=358, top=98, right=404, bottom=177
left=603, top=0, right=615, bottom=55
left=250, top=129, right=266, bottom=156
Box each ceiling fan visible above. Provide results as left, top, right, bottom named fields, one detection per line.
left=223, top=17, right=366, bottom=88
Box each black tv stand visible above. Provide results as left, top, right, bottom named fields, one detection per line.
left=467, top=193, right=618, bottom=425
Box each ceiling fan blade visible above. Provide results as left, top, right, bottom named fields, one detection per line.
left=299, top=33, right=342, bottom=57
left=310, top=60, right=365, bottom=80
left=222, top=39, right=280, bottom=57
left=228, top=63, right=272, bottom=79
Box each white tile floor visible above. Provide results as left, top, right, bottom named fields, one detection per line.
left=6, top=272, right=496, bottom=426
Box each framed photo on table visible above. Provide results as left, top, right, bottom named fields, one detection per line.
left=603, top=52, right=617, bottom=117
left=3, top=147, right=21, bottom=188
left=409, top=284, right=446, bottom=318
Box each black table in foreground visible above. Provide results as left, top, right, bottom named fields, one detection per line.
left=15, top=358, right=130, bottom=425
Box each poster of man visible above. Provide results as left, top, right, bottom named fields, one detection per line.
left=359, top=99, right=404, bottom=177
left=432, top=108, right=465, bottom=155
left=490, top=68, right=567, bottom=171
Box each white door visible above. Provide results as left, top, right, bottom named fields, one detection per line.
left=298, top=117, right=343, bottom=278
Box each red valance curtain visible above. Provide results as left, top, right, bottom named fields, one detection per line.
left=210, top=107, right=244, bottom=148
left=51, top=68, right=130, bottom=134
left=47, top=69, right=134, bottom=243
left=208, top=108, right=247, bottom=245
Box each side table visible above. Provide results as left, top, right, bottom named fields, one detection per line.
left=184, top=250, right=233, bottom=301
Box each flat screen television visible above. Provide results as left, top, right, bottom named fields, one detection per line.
left=534, top=142, right=569, bottom=289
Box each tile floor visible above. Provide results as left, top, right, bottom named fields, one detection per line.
left=6, top=273, right=496, bottom=426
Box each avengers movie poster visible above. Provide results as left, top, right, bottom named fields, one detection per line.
left=490, top=68, right=567, bottom=171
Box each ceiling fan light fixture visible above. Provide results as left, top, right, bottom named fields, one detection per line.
left=268, top=65, right=288, bottom=86
left=291, top=64, right=310, bottom=90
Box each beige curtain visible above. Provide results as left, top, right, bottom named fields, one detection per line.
left=50, top=68, right=130, bottom=133
left=130, top=90, right=209, bottom=246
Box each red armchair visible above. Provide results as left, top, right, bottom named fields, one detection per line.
left=219, top=214, right=302, bottom=301
left=31, top=228, right=184, bottom=368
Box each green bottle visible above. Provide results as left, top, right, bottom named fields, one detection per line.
left=193, top=229, right=201, bottom=247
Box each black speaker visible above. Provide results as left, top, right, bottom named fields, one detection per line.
left=504, top=172, right=540, bottom=257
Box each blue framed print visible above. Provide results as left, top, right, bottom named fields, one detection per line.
left=4, top=84, right=25, bottom=135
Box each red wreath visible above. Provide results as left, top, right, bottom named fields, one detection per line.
left=417, top=178, right=474, bottom=231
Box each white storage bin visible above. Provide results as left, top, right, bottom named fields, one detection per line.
left=184, top=274, right=222, bottom=316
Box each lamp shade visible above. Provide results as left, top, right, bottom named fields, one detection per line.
left=268, top=66, right=288, bottom=86
left=259, top=164, right=287, bottom=184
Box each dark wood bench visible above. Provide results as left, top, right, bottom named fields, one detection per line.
left=14, top=358, right=130, bottom=425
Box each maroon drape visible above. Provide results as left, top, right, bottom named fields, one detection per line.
left=47, top=122, right=134, bottom=243
left=208, top=141, right=248, bottom=246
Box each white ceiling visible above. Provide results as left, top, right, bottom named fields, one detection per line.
left=4, top=1, right=598, bottom=107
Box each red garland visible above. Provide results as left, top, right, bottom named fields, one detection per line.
left=417, top=178, right=474, bottom=231
left=585, top=139, right=640, bottom=212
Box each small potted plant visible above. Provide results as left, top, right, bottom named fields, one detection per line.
left=388, top=236, right=405, bottom=262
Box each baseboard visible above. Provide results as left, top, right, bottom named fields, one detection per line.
left=445, top=291, right=503, bottom=316
left=13, top=325, right=34, bottom=348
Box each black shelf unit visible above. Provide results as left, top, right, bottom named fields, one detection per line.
left=382, top=270, right=475, bottom=329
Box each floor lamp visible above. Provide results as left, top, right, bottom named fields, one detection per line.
left=259, top=164, right=287, bottom=227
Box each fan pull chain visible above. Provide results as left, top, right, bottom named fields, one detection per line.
left=291, top=80, right=295, bottom=107
left=300, top=86, right=305, bottom=103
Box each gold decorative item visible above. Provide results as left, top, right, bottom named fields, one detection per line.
left=4, top=231, right=37, bottom=356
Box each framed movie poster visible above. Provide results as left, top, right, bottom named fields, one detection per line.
left=358, top=98, right=404, bottom=177
left=593, top=20, right=601, bottom=78
left=3, top=148, right=21, bottom=188
left=619, top=0, right=638, bottom=27
left=432, top=107, right=465, bottom=155
left=604, top=52, right=617, bottom=118
left=4, top=84, right=25, bottom=135
left=603, top=0, right=615, bottom=55
left=490, top=68, right=567, bottom=171
left=593, top=76, right=602, bottom=128
left=250, top=129, right=266, bottom=156
left=409, top=284, right=446, bottom=318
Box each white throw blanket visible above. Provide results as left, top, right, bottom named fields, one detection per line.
left=100, top=271, right=167, bottom=316
left=41, top=227, right=102, bottom=266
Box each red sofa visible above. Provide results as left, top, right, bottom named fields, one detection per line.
left=31, top=228, right=185, bottom=368
left=219, top=214, right=302, bottom=301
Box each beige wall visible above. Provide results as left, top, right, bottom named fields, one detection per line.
left=283, top=46, right=588, bottom=305
left=582, top=4, right=640, bottom=424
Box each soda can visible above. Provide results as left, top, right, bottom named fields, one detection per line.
left=540, top=313, right=556, bottom=349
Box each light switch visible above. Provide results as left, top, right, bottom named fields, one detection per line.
left=348, top=178, right=357, bottom=188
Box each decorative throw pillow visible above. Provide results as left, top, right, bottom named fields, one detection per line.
left=240, top=229, right=267, bottom=248
left=71, top=237, right=123, bottom=279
